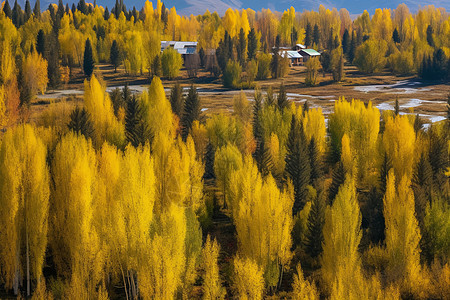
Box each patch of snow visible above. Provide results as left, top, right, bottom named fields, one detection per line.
left=376, top=102, right=394, bottom=111
left=354, top=80, right=431, bottom=94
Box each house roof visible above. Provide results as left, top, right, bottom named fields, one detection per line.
left=161, top=41, right=198, bottom=54
left=173, top=41, right=198, bottom=49
left=280, top=50, right=302, bottom=59
left=300, top=49, right=321, bottom=56
left=296, top=43, right=306, bottom=49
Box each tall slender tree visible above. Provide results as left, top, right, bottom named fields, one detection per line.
left=68, top=107, right=95, bottom=141
left=24, top=0, right=31, bottom=21
left=247, top=28, right=257, bottom=61
left=181, top=85, right=201, bottom=140
left=83, top=38, right=95, bottom=77
left=33, top=0, right=40, bottom=17
left=169, top=82, right=184, bottom=118
left=285, top=115, right=311, bottom=214
left=110, top=40, right=121, bottom=72
left=305, top=23, right=312, bottom=47
left=313, top=24, right=320, bottom=47
left=277, top=83, right=289, bottom=111
left=304, top=193, right=325, bottom=258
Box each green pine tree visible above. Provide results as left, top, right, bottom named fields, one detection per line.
left=204, top=142, right=216, bottom=179
left=305, top=23, right=312, bottom=48
left=83, top=38, right=95, bottom=77
left=394, top=97, right=400, bottom=116
left=364, top=187, right=385, bottom=244
left=379, top=153, right=392, bottom=196
left=237, top=28, right=247, bottom=66
left=247, top=28, right=257, bottom=61
left=285, top=115, right=311, bottom=214
left=265, top=86, right=275, bottom=106
left=170, top=82, right=184, bottom=118
left=304, top=193, right=325, bottom=258
left=313, top=24, right=320, bottom=47
left=308, top=137, right=323, bottom=184
left=33, top=0, right=40, bottom=17
left=328, top=161, right=346, bottom=205
left=181, top=85, right=201, bottom=140
left=125, top=96, right=152, bottom=147
left=36, top=29, right=45, bottom=56
left=110, top=40, right=121, bottom=72
left=277, top=83, right=289, bottom=111
left=68, top=107, right=95, bottom=140
left=24, top=0, right=31, bottom=21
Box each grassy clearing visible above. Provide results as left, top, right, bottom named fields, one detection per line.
left=29, top=63, right=449, bottom=124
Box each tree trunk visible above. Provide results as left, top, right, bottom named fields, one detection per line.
left=26, top=225, right=30, bottom=296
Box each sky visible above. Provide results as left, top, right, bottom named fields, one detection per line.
left=24, top=0, right=450, bottom=16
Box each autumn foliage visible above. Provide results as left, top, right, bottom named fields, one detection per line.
left=0, top=1, right=449, bottom=299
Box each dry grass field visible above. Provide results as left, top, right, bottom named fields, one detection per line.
left=29, top=63, right=450, bottom=126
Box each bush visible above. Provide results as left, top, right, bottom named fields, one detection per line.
left=354, top=39, right=388, bottom=73
left=223, top=60, right=242, bottom=89
left=256, top=53, right=272, bottom=80
left=305, top=58, right=321, bottom=86
left=279, top=55, right=290, bottom=78
left=245, top=59, right=258, bottom=85
left=161, top=47, right=183, bottom=79
left=388, top=50, right=415, bottom=75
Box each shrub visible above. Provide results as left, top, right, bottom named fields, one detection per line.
left=223, top=60, right=242, bottom=89
left=245, top=59, right=258, bottom=85
left=256, top=53, right=272, bottom=80
left=305, top=58, right=321, bottom=86
left=161, top=47, right=183, bottom=79
left=354, top=39, right=388, bottom=73
left=388, top=50, right=415, bottom=75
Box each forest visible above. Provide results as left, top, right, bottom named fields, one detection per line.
left=0, top=0, right=449, bottom=299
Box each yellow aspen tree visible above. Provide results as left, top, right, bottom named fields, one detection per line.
left=140, top=204, right=186, bottom=299
left=383, top=115, right=416, bottom=181
left=291, top=264, right=319, bottom=300
left=1, top=40, right=20, bottom=126
left=341, top=133, right=356, bottom=175
left=328, top=98, right=380, bottom=181
left=206, top=113, right=247, bottom=153
left=223, top=8, right=238, bottom=37
left=1, top=40, right=15, bottom=84
left=119, top=144, right=155, bottom=299
left=0, top=86, right=6, bottom=127
left=268, top=133, right=284, bottom=179
left=96, top=143, right=127, bottom=293
left=50, top=132, right=103, bottom=296
left=371, top=8, right=393, bottom=41
left=202, top=235, right=225, bottom=300
left=23, top=51, right=48, bottom=96
left=152, top=134, right=203, bottom=212
left=321, top=176, right=364, bottom=298
left=229, top=156, right=293, bottom=287
left=233, top=91, right=252, bottom=125
left=213, top=143, right=243, bottom=208
left=140, top=76, right=176, bottom=140
left=161, top=47, right=183, bottom=79
left=191, top=120, right=208, bottom=159
left=384, top=171, right=422, bottom=290
left=0, top=125, right=49, bottom=295
left=302, top=108, right=326, bottom=155
left=83, top=75, right=125, bottom=147
left=233, top=255, right=265, bottom=300
left=240, top=10, right=250, bottom=35
left=59, top=14, right=85, bottom=66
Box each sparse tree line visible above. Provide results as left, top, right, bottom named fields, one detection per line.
left=0, top=71, right=449, bottom=298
